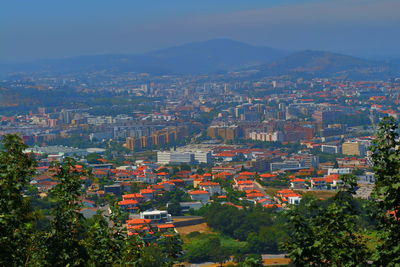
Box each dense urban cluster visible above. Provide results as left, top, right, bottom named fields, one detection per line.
left=1, top=71, right=400, bottom=265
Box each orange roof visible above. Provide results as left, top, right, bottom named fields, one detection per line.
left=263, top=204, right=282, bottom=208
left=239, top=171, right=256, bottom=176
left=123, top=193, right=144, bottom=199
left=237, top=180, right=253, bottom=185
left=277, top=189, right=294, bottom=194
left=246, top=193, right=264, bottom=198
left=245, top=189, right=261, bottom=194
left=260, top=173, right=278, bottom=178
left=291, top=178, right=305, bottom=182
left=118, top=199, right=138, bottom=205
left=140, top=189, right=155, bottom=194
left=126, top=219, right=151, bottom=225
left=157, top=224, right=175, bottom=229
left=157, top=172, right=169, bottom=176
left=203, top=173, right=212, bottom=177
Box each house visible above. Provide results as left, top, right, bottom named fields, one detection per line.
left=118, top=199, right=139, bottom=212
left=199, top=181, right=222, bottom=196
left=246, top=192, right=265, bottom=200
left=140, top=189, right=155, bottom=200
left=259, top=173, right=278, bottom=181
left=238, top=171, right=257, bottom=179
left=213, top=172, right=234, bottom=180
left=122, top=193, right=144, bottom=202
left=310, top=177, right=327, bottom=189
left=257, top=197, right=274, bottom=206
left=235, top=180, right=254, bottom=191
left=287, top=194, right=302, bottom=205
left=140, top=210, right=172, bottom=223
left=126, top=219, right=152, bottom=235
left=189, top=190, right=210, bottom=203
left=157, top=172, right=170, bottom=180
left=290, top=178, right=306, bottom=189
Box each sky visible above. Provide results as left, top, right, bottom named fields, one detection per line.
left=1, top=0, right=400, bottom=63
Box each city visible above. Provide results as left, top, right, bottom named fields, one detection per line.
left=1, top=0, right=400, bottom=266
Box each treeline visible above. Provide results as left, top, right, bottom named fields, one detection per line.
left=284, top=117, right=400, bottom=266
left=204, top=203, right=287, bottom=254
left=0, top=134, right=182, bottom=267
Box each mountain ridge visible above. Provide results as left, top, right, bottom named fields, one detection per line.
left=0, top=39, right=399, bottom=79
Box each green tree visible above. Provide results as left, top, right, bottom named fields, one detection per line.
left=167, top=201, right=182, bottom=216
left=83, top=212, right=125, bottom=266
left=0, top=134, right=36, bottom=266
left=370, top=116, right=400, bottom=265
left=283, top=187, right=371, bottom=266
left=45, top=158, right=88, bottom=266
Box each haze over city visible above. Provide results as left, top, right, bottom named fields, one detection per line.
left=2, top=0, right=400, bottom=62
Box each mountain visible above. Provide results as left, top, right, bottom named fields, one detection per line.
left=1, top=41, right=399, bottom=79
left=254, top=50, right=396, bottom=79
left=143, top=39, right=288, bottom=73
left=0, top=39, right=288, bottom=76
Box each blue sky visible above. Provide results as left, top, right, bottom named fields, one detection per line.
left=1, top=0, right=399, bottom=62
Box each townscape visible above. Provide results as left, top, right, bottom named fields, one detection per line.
left=1, top=66, right=399, bottom=265
left=2, top=1, right=400, bottom=266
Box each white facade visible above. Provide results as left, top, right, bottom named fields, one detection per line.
left=248, top=131, right=283, bottom=142
left=157, top=151, right=194, bottom=165
left=328, top=168, right=351, bottom=175
left=157, top=151, right=210, bottom=164
left=190, top=192, right=210, bottom=203
left=288, top=196, right=302, bottom=205
left=140, top=210, right=172, bottom=222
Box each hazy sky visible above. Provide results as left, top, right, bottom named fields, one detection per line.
left=1, top=0, right=400, bottom=62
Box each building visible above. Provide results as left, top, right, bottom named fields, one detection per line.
left=199, top=181, right=222, bottom=196
left=192, top=151, right=212, bottom=164
left=139, top=210, right=172, bottom=223
left=342, top=141, right=366, bottom=156
left=207, top=125, right=238, bottom=140
left=157, top=151, right=195, bottom=165
left=189, top=190, right=210, bottom=203
left=248, top=131, right=284, bottom=142
left=321, top=144, right=341, bottom=154
left=327, top=168, right=351, bottom=175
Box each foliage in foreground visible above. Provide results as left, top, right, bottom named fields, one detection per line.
left=0, top=134, right=182, bottom=266
left=283, top=117, right=400, bottom=266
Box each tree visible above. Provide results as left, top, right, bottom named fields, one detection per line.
left=283, top=187, right=371, bottom=266
left=0, top=134, right=36, bottom=266
left=167, top=202, right=182, bottom=216
left=237, top=255, right=263, bottom=267
left=85, top=153, right=101, bottom=164
left=83, top=212, right=125, bottom=266
left=370, top=116, right=400, bottom=265
left=45, top=158, right=88, bottom=266
left=210, top=245, right=231, bottom=267
left=158, top=234, right=183, bottom=263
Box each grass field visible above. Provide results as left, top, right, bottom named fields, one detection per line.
left=176, top=222, right=214, bottom=236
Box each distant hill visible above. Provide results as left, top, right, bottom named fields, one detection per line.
left=253, top=50, right=397, bottom=79
left=0, top=39, right=288, bottom=76
left=1, top=40, right=399, bottom=79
